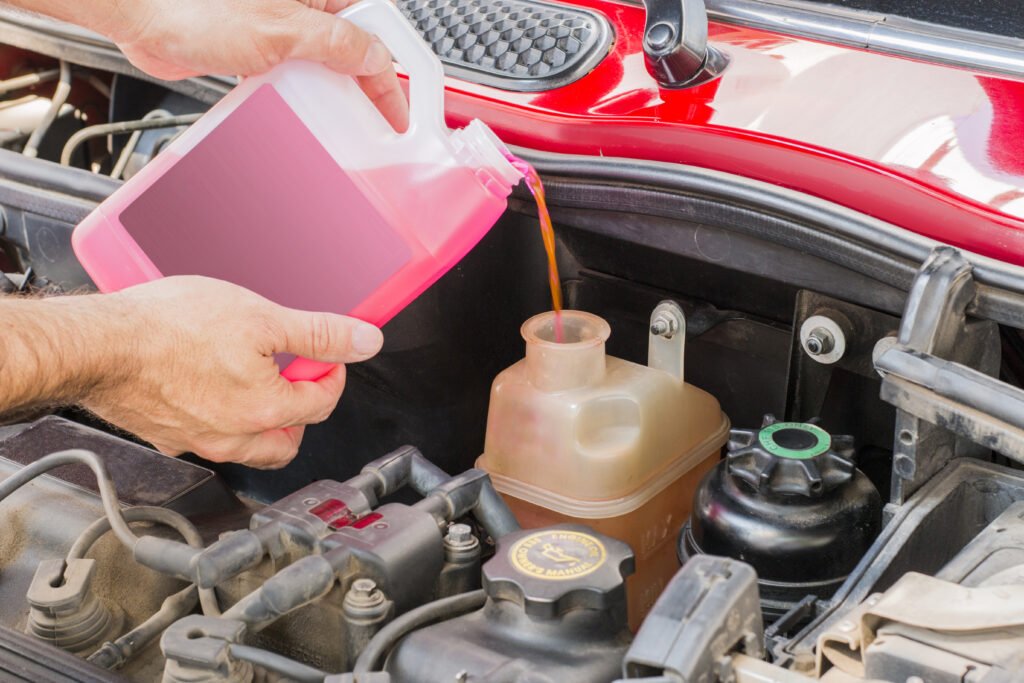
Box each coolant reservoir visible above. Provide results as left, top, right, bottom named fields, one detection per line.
left=477, top=306, right=729, bottom=628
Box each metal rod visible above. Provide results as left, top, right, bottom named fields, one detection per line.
left=0, top=67, right=60, bottom=96
left=0, top=449, right=139, bottom=549
left=110, top=109, right=172, bottom=179
left=23, top=60, right=70, bottom=158
left=229, top=644, right=328, bottom=683
left=60, top=112, right=201, bottom=167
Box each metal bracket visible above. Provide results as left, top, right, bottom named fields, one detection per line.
left=649, top=300, right=686, bottom=381
left=877, top=351, right=1024, bottom=464
left=785, top=291, right=900, bottom=451
left=876, top=247, right=1001, bottom=504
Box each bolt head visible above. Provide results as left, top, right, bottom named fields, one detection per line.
left=351, top=578, right=377, bottom=597
left=345, top=577, right=386, bottom=611
left=650, top=313, right=678, bottom=338
left=446, top=523, right=475, bottom=546
left=805, top=327, right=835, bottom=356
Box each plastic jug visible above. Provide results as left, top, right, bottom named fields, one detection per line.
left=72, top=0, right=522, bottom=381
left=476, top=309, right=730, bottom=629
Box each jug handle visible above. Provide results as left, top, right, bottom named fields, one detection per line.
left=341, top=0, right=446, bottom=138
left=280, top=1, right=444, bottom=383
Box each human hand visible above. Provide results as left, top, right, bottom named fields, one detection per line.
left=82, top=276, right=384, bottom=469
left=101, top=0, right=409, bottom=131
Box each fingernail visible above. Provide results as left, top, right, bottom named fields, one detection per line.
left=362, top=39, right=392, bottom=75
left=352, top=323, right=384, bottom=355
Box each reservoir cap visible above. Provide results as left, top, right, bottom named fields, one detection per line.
left=483, top=525, right=634, bottom=618
left=727, top=415, right=856, bottom=497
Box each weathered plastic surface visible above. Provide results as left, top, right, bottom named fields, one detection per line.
left=478, top=310, right=729, bottom=628
left=620, top=556, right=763, bottom=682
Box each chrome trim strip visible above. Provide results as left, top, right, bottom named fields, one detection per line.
left=705, top=0, right=1024, bottom=78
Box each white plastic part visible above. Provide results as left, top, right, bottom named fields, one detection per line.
left=477, top=310, right=729, bottom=629
left=479, top=309, right=728, bottom=505
left=341, top=0, right=446, bottom=138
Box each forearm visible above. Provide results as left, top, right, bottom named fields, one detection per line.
left=3, top=0, right=141, bottom=41
left=0, top=294, right=134, bottom=417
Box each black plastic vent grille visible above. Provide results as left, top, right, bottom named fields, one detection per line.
left=397, top=0, right=612, bottom=91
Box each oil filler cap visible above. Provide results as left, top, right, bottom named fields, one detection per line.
left=727, top=415, right=856, bottom=497
left=483, top=524, right=635, bottom=618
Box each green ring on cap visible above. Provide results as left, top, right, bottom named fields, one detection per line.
left=758, top=422, right=831, bottom=460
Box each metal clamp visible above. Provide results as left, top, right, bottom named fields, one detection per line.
left=876, top=247, right=1003, bottom=504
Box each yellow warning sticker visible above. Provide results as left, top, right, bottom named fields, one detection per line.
left=509, top=530, right=607, bottom=581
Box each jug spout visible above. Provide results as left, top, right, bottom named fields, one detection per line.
left=522, top=311, right=610, bottom=392
left=450, top=119, right=523, bottom=197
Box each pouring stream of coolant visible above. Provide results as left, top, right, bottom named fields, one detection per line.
left=507, top=154, right=564, bottom=341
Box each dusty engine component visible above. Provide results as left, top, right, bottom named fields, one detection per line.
left=681, top=416, right=883, bottom=619
left=384, top=525, right=635, bottom=682
left=0, top=417, right=532, bottom=680
left=151, top=528, right=636, bottom=682
left=621, top=555, right=763, bottom=683
left=817, top=501, right=1024, bottom=682
left=151, top=445, right=518, bottom=673
left=26, top=558, right=125, bottom=655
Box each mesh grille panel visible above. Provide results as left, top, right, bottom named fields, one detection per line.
left=397, top=0, right=612, bottom=91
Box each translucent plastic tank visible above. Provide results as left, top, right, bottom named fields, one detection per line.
left=477, top=310, right=729, bottom=629
left=72, top=0, right=521, bottom=381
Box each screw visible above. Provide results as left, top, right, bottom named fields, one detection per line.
left=650, top=313, right=678, bottom=338
left=805, top=327, right=835, bottom=356
left=303, top=498, right=319, bottom=506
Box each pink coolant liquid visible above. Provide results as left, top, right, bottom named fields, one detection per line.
left=73, top=84, right=513, bottom=382
left=506, top=155, right=564, bottom=342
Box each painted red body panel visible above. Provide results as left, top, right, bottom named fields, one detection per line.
left=436, top=0, right=1024, bottom=265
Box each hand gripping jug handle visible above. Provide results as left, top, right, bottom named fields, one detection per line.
left=343, top=0, right=447, bottom=138
left=281, top=0, right=446, bottom=383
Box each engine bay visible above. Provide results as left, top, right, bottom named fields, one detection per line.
left=2, top=42, right=1024, bottom=683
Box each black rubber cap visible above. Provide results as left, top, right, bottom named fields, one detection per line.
left=727, top=415, right=856, bottom=498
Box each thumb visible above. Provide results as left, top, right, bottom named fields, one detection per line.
left=275, top=307, right=384, bottom=363
left=283, top=7, right=393, bottom=76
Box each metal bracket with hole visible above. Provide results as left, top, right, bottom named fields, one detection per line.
left=648, top=300, right=686, bottom=381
